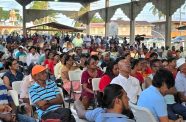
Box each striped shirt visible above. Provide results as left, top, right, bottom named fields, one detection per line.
left=29, top=80, right=61, bottom=119
left=0, top=84, right=12, bottom=104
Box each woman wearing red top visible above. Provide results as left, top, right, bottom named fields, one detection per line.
left=99, top=61, right=119, bottom=92
left=44, top=51, right=55, bottom=75
left=80, top=55, right=103, bottom=109
left=131, top=59, right=144, bottom=85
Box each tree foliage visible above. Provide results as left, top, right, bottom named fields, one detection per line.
left=30, top=1, right=49, bottom=10
left=91, top=16, right=104, bottom=23
left=150, top=5, right=165, bottom=20
left=30, top=1, right=56, bottom=25
left=0, top=7, right=9, bottom=20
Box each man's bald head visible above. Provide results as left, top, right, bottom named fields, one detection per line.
left=118, top=59, right=131, bottom=75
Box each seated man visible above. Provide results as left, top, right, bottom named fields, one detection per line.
left=137, top=69, right=175, bottom=122
left=29, top=65, right=75, bottom=121
left=175, top=58, right=186, bottom=104
left=74, top=84, right=135, bottom=122
left=0, top=83, right=36, bottom=122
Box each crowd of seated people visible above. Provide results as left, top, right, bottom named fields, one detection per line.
left=0, top=32, right=186, bottom=122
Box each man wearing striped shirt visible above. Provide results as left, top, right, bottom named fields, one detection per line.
left=29, top=65, right=69, bottom=121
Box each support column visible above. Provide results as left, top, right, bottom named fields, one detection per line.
left=23, top=5, right=26, bottom=36
left=105, top=0, right=109, bottom=37
left=165, top=0, right=172, bottom=47
left=84, top=3, right=91, bottom=35
left=130, top=0, right=135, bottom=45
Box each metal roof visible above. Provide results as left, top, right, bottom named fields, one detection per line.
left=26, top=22, right=84, bottom=32
left=15, top=0, right=99, bottom=6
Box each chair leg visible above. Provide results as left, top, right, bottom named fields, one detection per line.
left=94, top=92, right=97, bottom=108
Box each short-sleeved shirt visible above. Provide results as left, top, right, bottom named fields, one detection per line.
left=175, top=71, right=186, bottom=96
left=99, top=75, right=111, bottom=92
left=29, top=80, right=61, bottom=119
left=72, top=37, right=83, bottom=47
left=0, top=84, right=12, bottom=104
left=44, top=59, right=55, bottom=75
left=16, top=51, right=27, bottom=59
left=85, top=108, right=133, bottom=122
left=81, top=69, right=103, bottom=100
left=111, top=74, right=141, bottom=104
left=20, top=75, right=34, bottom=99
left=3, top=70, right=24, bottom=87
left=137, top=85, right=167, bottom=121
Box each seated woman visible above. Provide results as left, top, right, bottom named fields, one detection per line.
left=99, top=61, right=119, bottom=92
left=131, top=59, right=144, bottom=86
left=61, top=54, right=79, bottom=93
left=74, top=84, right=135, bottom=122
left=3, top=58, right=24, bottom=90
left=80, top=56, right=103, bottom=109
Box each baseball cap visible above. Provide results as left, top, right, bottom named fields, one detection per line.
left=32, top=65, right=47, bottom=76
left=176, top=58, right=186, bottom=68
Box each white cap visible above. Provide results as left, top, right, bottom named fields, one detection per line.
left=176, top=58, right=186, bottom=68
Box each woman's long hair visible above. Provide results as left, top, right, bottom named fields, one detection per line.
left=105, top=61, right=118, bottom=80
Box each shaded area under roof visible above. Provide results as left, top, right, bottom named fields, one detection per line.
left=26, top=22, right=84, bottom=32
left=177, top=26, right=186, bottom=30
left=15, top=0, right=99, bottom=6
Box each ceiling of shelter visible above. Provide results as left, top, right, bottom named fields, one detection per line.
left=15, top=0, right=99, bottom=6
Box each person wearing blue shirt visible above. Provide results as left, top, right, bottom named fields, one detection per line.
left=3, top=58, right=24, bottom=90
left=29, top=65, right=75, bottom=121
left=15, top=46, right=27, bottom=59
left=138, top=69, right=175, bottom=122
left=74, top=84, right=135, bottom=122
left=0, top=83, right=36, bottom=122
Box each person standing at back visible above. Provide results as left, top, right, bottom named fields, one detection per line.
left=72, top=33, right=83, bottom=48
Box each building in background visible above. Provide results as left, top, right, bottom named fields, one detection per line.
left=89, top=20, right=154, bottom=38
left=151, top=21, right=186, bottom=38
left=0, top=9, right=22, bottom=35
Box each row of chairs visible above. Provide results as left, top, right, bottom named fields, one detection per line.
left=9, top=75, right=159, bottom=122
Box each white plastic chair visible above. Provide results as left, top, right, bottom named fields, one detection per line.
left=129, top=102, right=157, bottom=122
left=91, top=78, right=101, bottom=107
left=12, top=81, right=22, bottom=94
left=8, top=90, right=19, bottom=106
left=68, top=69, right=83, bottom=94
left=68, top=69, right=83, bottom=107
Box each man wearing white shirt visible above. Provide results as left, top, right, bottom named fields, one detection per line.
left=175, top=58, right=186, bottom=105
left=111, top=58, right=141, bottom=104
left=26, top=46, right=40, bottom=66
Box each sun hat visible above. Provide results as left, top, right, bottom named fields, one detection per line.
left=32, top=65, right=47, bottom=76
left=176, top=58, right=186, bottom=68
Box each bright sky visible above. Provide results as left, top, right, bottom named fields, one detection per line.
left=0, top=0, right=186, bottom=26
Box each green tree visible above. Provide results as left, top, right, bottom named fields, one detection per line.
left=30, top=1, right=56, bottom=25
left=150, top=5, right=165, bottom=20
left=30, top=1, right=49, bottom=10
left=0, top=7, right=9, bottom=21
left=91, top=16, right=104, bottom=23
